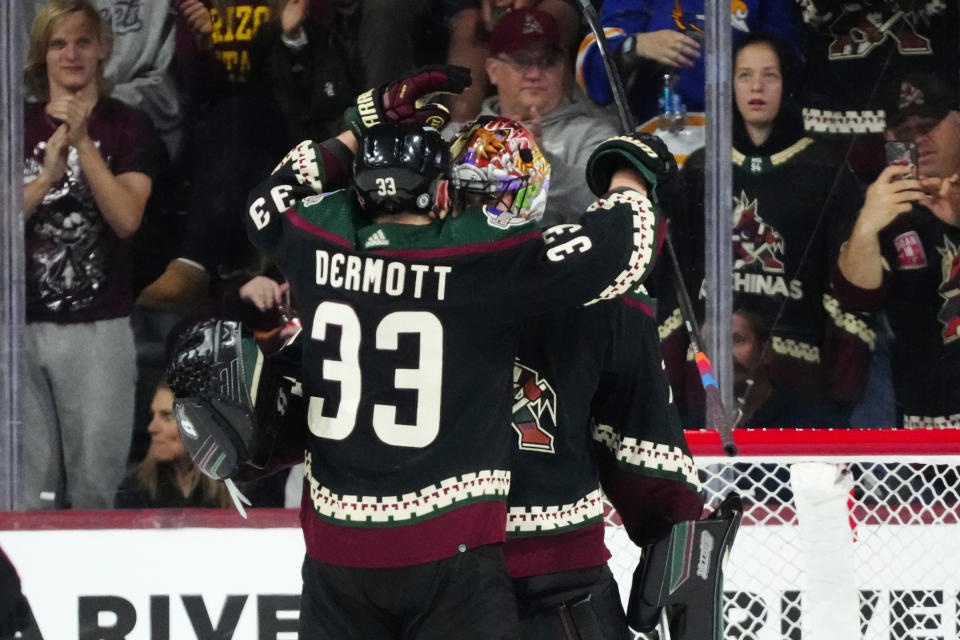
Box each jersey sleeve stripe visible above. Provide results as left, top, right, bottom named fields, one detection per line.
left=592, top=423, right=702, bottom=491
left=286, top=207, right=354, bottom=248
left=584, top=190, right=660, bottom=306
left=370, top=229, right=543, bottom=259
left=622, top=293, right=655, bottom=318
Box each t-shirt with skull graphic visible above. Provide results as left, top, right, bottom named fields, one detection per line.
left=23, top=98, right=159, bottom=322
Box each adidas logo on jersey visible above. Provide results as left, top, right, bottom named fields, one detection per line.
left=364, top=229, right=389, bottom=248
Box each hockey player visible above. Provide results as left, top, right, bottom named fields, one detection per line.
left=239, top=88, right=670, bottom=634
left=448, top=121, right=705, bottom=638
left=835, top=71, right=960, bottom=428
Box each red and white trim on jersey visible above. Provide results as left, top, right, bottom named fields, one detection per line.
left=506, top=489, right=605, bottom=535
left=273, top=139, right=326, bottom=192
left=592, top=424, right=702, bottom=491
left=584, top=191, right=660, bottom=306
left=303, top=452, right=511, bottom=524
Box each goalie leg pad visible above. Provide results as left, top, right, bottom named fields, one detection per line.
left=627, top=493, right=743, bottom=640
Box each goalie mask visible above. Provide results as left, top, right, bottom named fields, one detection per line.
left=353, top=123, right=451, bottom=215
left=449, top=116, right=551, bottom=222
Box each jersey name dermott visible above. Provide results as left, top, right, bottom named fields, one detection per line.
left=314, top=249, right=452, bottom=300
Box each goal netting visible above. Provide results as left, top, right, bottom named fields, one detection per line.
left=604, top=428, right=960, bottom=639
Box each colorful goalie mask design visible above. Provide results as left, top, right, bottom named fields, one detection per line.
left=449, top=117, right=551, bottom=224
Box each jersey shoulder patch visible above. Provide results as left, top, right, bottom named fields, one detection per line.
left=290, top=189, right=365, bottom=245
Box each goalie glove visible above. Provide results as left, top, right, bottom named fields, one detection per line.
left=343, top=65, right=472, bottom=138
left=167, top=319, right=303, bottom=480
left=585, top=132, right=678, bottom=201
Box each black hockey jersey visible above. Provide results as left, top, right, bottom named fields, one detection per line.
left=834, top=206, right=960, bottom=427
left=661, top=134, right=873, bottom=426
left=797, top=0, right=959, bottom=178
left=246, top=141, right=663, bottom=567
left=505, top=284, right=703, bottom=579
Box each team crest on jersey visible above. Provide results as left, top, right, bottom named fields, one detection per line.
left=732, top=191, right=785, bottom=273
left=826, top=4, right=937, bottom=60
left=937, top=237, right=960, bottom=344
left=893, top=230, right=927, bottom=269
left=302, top=193, right=329, bottom=208
left=511, top=362, right=558, bottom=454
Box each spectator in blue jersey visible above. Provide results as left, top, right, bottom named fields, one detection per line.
left=659, top=32, right=871, bottom=429
left=444, top=7, right=620, bottom=225
left=576, top=0, right=802, bottom=125
left=836, top=72, right=960, bottom=429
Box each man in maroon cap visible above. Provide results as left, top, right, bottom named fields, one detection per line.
left=836, top=71, right=960, bottom=429
left=446, top=7, right=620, bottom=226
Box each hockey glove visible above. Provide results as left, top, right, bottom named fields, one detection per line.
left=343, top=65, right=472, bottom=138
left=167, top=319, right=301, bottom=480
left=585, top=132, right=678, bottom=201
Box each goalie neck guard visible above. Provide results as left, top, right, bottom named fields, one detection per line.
left=353, top=123, right=451, bottom=215
left=449, top=116, right=550, bottom=222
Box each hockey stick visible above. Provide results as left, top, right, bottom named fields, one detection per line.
left=575, top=0, right=737, bottom=455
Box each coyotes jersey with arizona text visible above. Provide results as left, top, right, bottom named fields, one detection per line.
left=834, top=207, right=960, bottom=427
left=505, top=285, right=703, bottom=579
left=662, top=136, right=873, bottom=424
left=246, top=141, right=662, bottom=568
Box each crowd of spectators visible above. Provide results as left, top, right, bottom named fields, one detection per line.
left=15, top=0, right=960, bottom=511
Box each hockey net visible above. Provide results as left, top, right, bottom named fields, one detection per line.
left=604, top=428, right=960, bottom=639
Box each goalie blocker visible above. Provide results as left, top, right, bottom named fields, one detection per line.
left=628, top=493, right=743, bottom=639
left=167, top=319, right=305, bottom=480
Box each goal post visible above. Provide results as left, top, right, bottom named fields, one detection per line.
left=604, top=428, right=960, bottom=639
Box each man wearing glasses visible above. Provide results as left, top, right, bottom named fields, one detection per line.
left=445, top=7, right=619, bottom=226
left=835, top=72, right=960, bottom=429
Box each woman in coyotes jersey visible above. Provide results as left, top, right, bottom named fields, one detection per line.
left=659, top=32, right=872, bottom=429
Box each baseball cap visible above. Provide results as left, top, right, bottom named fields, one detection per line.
left=488, top=8, right=562, bottom=56
left=885, top=71, right=959, bottom=126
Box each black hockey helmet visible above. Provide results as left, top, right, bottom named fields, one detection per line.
left=353, top=123, right=451, bottom=215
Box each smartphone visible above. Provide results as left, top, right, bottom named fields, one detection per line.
left=885, top=140, right=918, bottom=180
